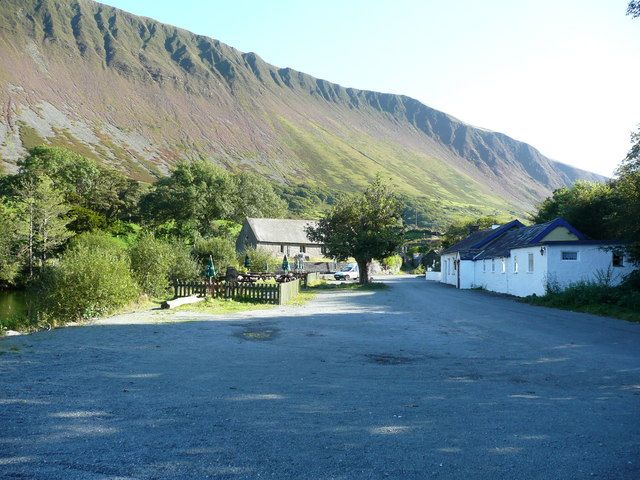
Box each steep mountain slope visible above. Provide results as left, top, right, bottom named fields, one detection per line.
left=0, top=0, right=603, bottom=222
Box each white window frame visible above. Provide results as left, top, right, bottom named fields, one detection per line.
left=527, top=253, right=534, bottom=273
left=561, top=251, right=578, bottom=261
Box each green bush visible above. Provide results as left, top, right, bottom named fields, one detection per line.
left=193, top=236, right=238, bottom=272
left=128, top=232, right=174, bottom=297
left=167, top=240, right=200, bottom=282
left=412, top=264, right=426, bottom=275
left=381, top=255, right=402, bottom=273
left=239, top=247, right=277, bottom=273
left=40, top=232, right=138, bottom=323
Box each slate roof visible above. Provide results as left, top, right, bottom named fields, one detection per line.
left=246, top=218, right=320, bottom=244
left=472, top=218, right=588, bottom=260
left=442, top=218, right=590, bottom=260
left=441, top=220, right=524, bottom=259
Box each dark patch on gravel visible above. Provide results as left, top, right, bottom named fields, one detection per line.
left=234, top=324, right=280, bottom=341
left=365, top=353, right=415, bottom=365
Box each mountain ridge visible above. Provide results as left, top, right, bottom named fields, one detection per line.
left=0, top=0, right=604, bottom=224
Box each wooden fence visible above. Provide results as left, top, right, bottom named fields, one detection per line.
left=173, top=278, right=300, bottom=305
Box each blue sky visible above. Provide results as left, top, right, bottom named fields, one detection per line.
left=100, top=0, right=639, bottom=176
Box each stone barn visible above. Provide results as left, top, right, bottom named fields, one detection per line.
left=236, top=218, right=326, bottom=260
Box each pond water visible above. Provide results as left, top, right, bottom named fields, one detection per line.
left=0, top=290, right=35, bottom=328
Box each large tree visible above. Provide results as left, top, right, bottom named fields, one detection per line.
left=307, top=176, right=404, bottom=284
left=609, top=127, right=640, bottom=262
left=140, top=160, right=287, bottom=235
left=14, top=175, right=72, bottom=277
left=139, top=160, right=235, bottom=235
left=231, top=171, right=287, bottom=223
left=5, top=146, right=143, bottom=224
left=0, top=201, right=23, bottom=286
left=531, top=181, right=615, bottom=240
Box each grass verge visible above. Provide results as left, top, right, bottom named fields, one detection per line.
left=522, top=281, right=640, bottom=323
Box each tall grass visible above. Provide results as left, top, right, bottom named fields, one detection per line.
left=525, top=270, right=640, bottom=322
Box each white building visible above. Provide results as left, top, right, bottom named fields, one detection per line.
left=440, top=218, right=636, bottom=297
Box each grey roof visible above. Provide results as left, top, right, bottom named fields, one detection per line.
left=441, top=220, right=523, bottom=259
left=473, top=218, right=589, bottom=260
left=442, top=218, right=590, bottom=260
left=246, top=218, right=320, bottom=244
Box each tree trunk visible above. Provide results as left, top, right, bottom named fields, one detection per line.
left=357, top=259, right=369, bottom=284
left=28, top=203, right=34, bottom=278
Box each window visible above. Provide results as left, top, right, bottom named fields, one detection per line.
left=612, top=252, right=624, bottom=267
left=513, top=255, right=518, bottom=274
left=491, top=259, right=495, bottom=273
left=501, top=258, right=506, bottom=273
left=527, top=253, right=534, bottom=273
left=300, top=245, right=306, bottom=253
left=561, top=251, right=578, bottom=261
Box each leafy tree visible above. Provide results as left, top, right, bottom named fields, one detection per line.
left=140, top=160, right=234, bottom=235
left=11, top=146, right=143, bottom=222
left=441, top=215, right=505, bottom=248
left=0, top=202, right=23, bottom=286
left=609, top=127, right=640, bottom=261
left=307, top=176, right=404, bottom=284
left=231, top=171, right=287, bottom=223
left=14, top=175, right=72, bottom=277
left=193, top=236, right=238, bottom=272
left=66, top=205, right=108, bottom=233
left=531, top=181, right=615, bottom=240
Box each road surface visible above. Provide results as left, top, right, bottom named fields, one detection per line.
left=1, top=276, right=639, bottom=479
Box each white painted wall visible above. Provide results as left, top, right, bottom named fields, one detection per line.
left=459, top=260, right=475, bottom=289
left=425, top=271, right=442, bottom=281
left=440, top=243, right=636, bottom=297
left=500, top=246, right=548, bottom=297
left=472, top=256, right=510, bottom=294
left=440, top=254, right=458, bottom=286
left=545, top=245, right=635, bottom=289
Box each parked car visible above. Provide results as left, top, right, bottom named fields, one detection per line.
left=334, top=263, right=359, bottom=281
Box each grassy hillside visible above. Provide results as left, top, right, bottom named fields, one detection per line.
left=0, top=0, right=604, bottom=227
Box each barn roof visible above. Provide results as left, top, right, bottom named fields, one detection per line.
left=246, top=218, right=321, bottom=244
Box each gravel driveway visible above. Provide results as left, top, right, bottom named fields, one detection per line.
left=1, top=276, right=639, bottom=479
